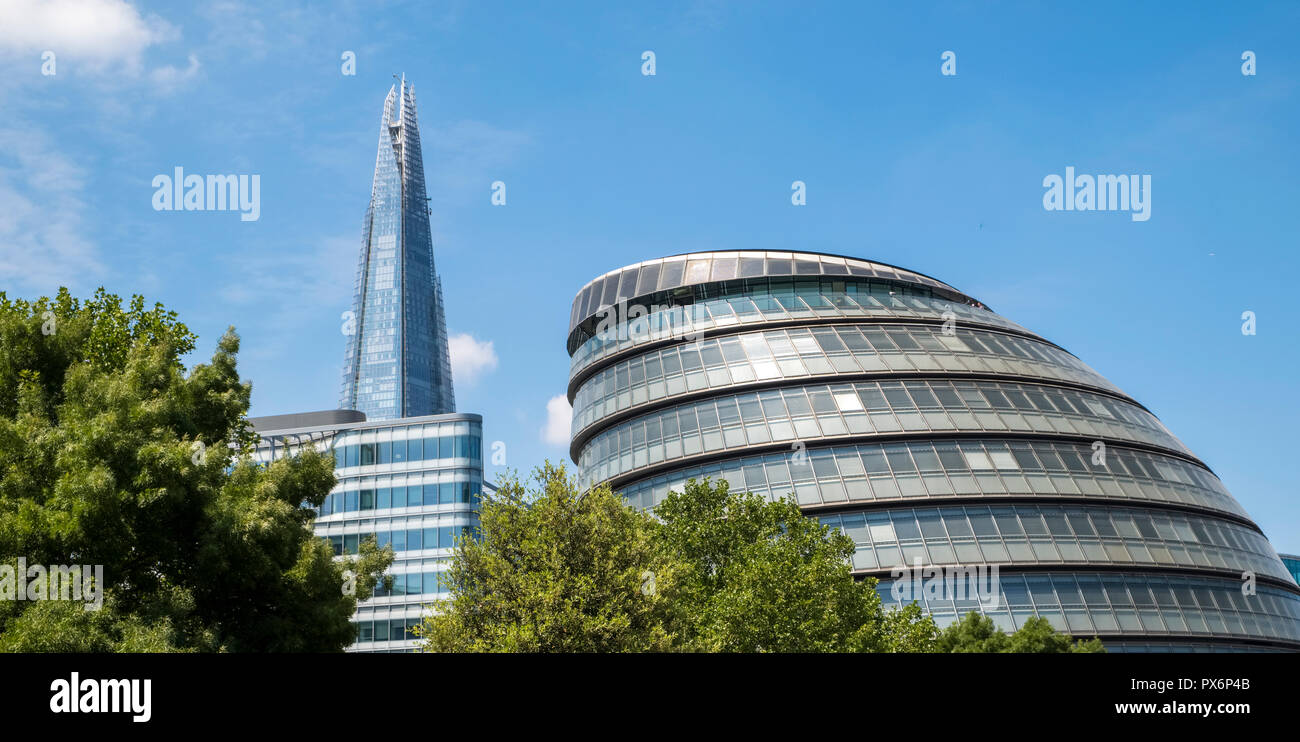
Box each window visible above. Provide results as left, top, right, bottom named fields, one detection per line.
left=834, top=392, right=864, bottom=412
left=989, top=451, right=1019, bottom=470
left=869, top=521, right=896, bottom=543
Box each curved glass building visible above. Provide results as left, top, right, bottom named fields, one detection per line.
left=565, top=250, right=1300, bottom=651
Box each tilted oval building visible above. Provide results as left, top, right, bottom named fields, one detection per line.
left=565, top=250, right=1300, bottom=651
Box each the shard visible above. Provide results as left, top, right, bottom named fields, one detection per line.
left=340, top=76, right=455, bottom=420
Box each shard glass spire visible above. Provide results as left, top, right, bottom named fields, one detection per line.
left=341, top=76, right=455, bottom=420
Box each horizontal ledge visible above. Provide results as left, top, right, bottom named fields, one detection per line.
left=588, top=433, right=1208, bottom=492
left=567, top=314, right=1074, bottom=398
left=854, top=562, right=1299, bottom=596
left=569, top=371, right=1147, bottom=454
left=802, top=494, right=1260, bottom=533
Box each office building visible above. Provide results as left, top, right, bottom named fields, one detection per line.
left=1282, top=554, right=1300, bottom=587
left=250, top=411, right=484, bottom=652
left=565, top=250, right=1300, bottom=651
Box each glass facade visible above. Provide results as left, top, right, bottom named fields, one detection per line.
left=1282, top=554, right=1300, bottom=587
left=340, top=76, right=455, bottom=421
left=566, top=250, right=1300, bottom=651
left=251, top=413, right=485, bottom=652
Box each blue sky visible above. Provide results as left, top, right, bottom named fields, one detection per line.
left=1, top=1, right=1297, bottom=552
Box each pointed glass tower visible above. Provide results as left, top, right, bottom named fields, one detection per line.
left=341, top=76, right=455, bottom=420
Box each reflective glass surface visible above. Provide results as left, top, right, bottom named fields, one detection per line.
left=577, top=378, right=1192, bottom=488
left=340, top=79, right=455, bottom=420
left=816, top=503, right=1290, bottom=581
left=572, top=323, right=1121, bottom=435
left=569, top=250, right=974, bottom=335
left=877, top=571, right=1300, bottom=644
left=1283, top=554, right=1300, bottom=586
left=254, top=414, right=483, bottom=652
left=570, top=284, right=1029, bottom=376
left=615, top=439, right=1247, bottom=517
left=566, top=253, right=1300, bottom=649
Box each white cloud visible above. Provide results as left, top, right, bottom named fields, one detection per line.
left=0, top=0, right=178, bottom=72
left=541, top=395, right=572, bottom=447
left=448, top=333, right=498, bottom=387
left=0, top=127, right=103, bottom=292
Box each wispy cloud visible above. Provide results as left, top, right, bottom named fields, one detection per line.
left=221, top=231, right=355, bottom=306
left=0, top=127, right=102, bottom=293
left=426, top=119, right=532, bottom=207
left=149, top=52, right=201, bottom=92
left=195, top=0, right=272, bottom=61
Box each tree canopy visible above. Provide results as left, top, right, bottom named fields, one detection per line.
left=418, top=462, right=683, bottom=652
left=0, top=288, right=389, bottom=652
left=936, top=611, right=1105, bottom=653
left=421, top=464, right=1102, bottom=653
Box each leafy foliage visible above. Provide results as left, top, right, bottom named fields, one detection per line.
left=652, top=478, right=936, bottom=652
left=0, top=288, right=390, bottom=652
left=937, top=611, right=1106, bottom=653
left=422, top=466, right=1105, bottom=653
left=419, top=463, right=682, bottom=651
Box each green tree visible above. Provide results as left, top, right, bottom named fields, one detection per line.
left=0, top=288, right=390, bottom=652
left=652, top=477, right=937, bottom=652
left=422, top=469, right=942, bottom=652
left=936, top=611, right=1106, bottom=653
left=419, top=462, right=683, bottom=652
left=423, top=470, right=1106, bottom=653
